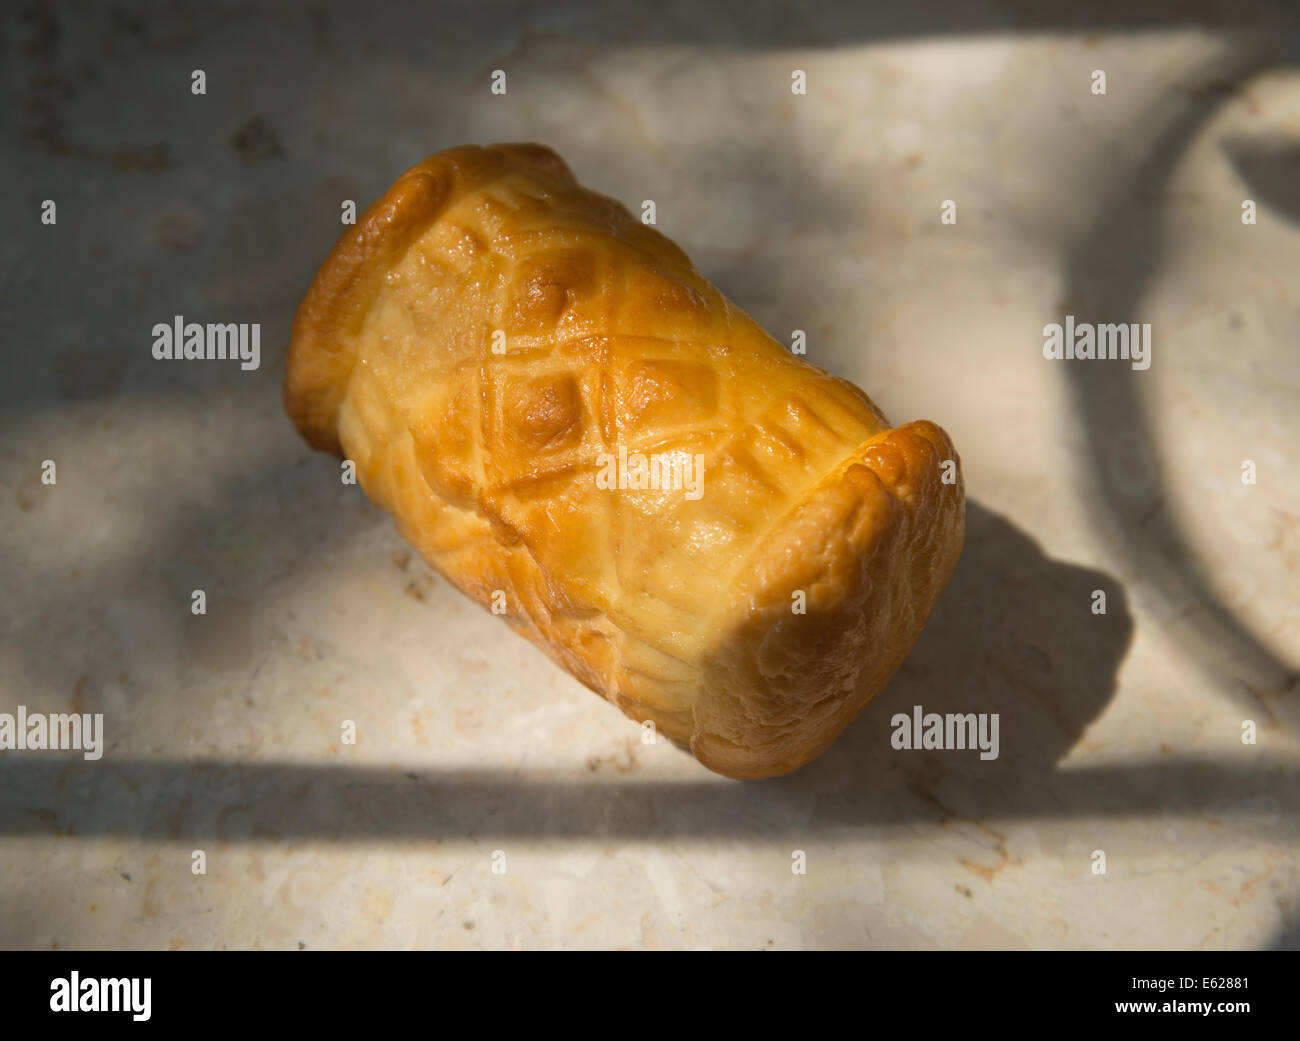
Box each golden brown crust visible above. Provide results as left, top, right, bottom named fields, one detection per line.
left=284, top=142, right=964, bottom=779
left=285, top=144, right=577, bottom=454
left=693, top=420, right=964, bottom=778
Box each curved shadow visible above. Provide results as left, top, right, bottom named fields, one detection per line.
left=1058, top=48, right=1299, bottom=718
left=1269, top=917, right=1300, bottom=950
left=1224, top=137, right=1300, bottom=226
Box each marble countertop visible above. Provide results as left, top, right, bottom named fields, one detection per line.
left=1, top=0, right=1297, bottom=949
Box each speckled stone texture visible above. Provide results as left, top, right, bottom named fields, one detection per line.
left=0, top=0, right=1297, bottom=949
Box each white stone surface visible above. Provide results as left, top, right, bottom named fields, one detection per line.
left=0, top=2, right=1297, bottom=949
